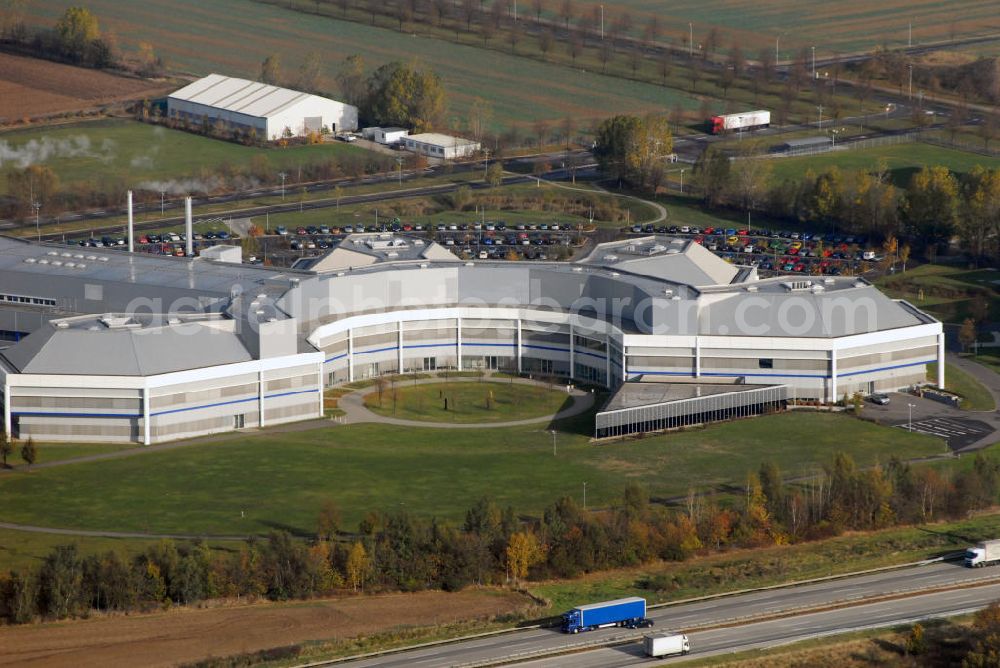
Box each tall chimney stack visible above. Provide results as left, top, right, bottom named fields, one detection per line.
left=185, top=197, right=193, bottom=256
left=127, top=190, right=134, bottom=253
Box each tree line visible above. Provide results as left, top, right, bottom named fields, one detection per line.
left=3, top=449, right=999, bottom=625
left=0, top=5, right=163, bottom=77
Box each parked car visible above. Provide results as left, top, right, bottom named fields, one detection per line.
left=869, top=393, right=891, bottom=405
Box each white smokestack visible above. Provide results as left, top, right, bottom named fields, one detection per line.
left=185, top=197, right=193, bottom=256
left=127, top=190, right=134, bottom=253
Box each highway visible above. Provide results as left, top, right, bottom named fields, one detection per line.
left=517, top=581, right=1000, bottom=667
left=335, top=560, right=1000, bottom=668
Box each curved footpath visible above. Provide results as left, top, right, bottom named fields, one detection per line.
left=337, top=376, right=595, bottom=428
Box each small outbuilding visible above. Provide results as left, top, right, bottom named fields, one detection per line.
left=362, top=126, right=410, bottom=145
left=403, top=133, right=480, bottom=159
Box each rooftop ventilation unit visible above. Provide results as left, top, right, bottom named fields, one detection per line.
left=86, top=255, right=96, bottom=261
left=167, top=317, right=181, bottom=325
left=37, top=258, right=49, bottom=265
left=824, top=277, right=835, bottom=285
left=746, top=285, right=758, bottom=292
left=76, top=263, right=86, bottom=269
left=23, top=258, right=36, bottom=264
left=465, top=262, right=474, bottom=267
left=51, top=260, right=63, bottom=266
left=664, top=289, right=674, bottom=297
left=572, top=267, right=583, bottom=272
left=419, top=263, right=428, bottom=268
left=610, top=271, right=620, bottom=277
left=55, top=322, right=69, bottom=329
left=854, top=281, right=866, bottom=289
left=64, top=262, right=75, bottom=268
left=98, top=257, right=109, bottom=262
left=666, top=249, right=681, bottom=254
left=782, top=280, right=813, bottom=292
left=604, top=254, right=619, bottom=262
left=99, top=315, right=139, bottom=329
left=46, top=251, right=58, bottom=256
left=60, top=252, right=72, bottom=258
left=671, top=295, right=682, bottom=301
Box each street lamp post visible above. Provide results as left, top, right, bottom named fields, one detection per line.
left=908, top=64, right=913, bottom=100
left=32, top=201, right=40, bottom=241
left=160, top=190, right=165, bottom=217
left=817, top=104, right=823, bottom=129
left=396, top=157, right=404, bottom=185
left=550, top=429, right=556, bottom=456
left=600, top=5, right=604, bottom=40
left=278, top=172, right=287, bottom=201
left=811, top=45, right=816, bottom=79
left=679, top=168, right=685, bottom=193
left=583, top=481, right=588, bottom=510
left=908, top=403, right=915, bottom=432
left=688, top=22, right=693, bottom=57
left=483, top=149, right=490, bottom=180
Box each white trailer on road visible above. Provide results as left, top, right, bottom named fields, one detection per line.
left=644, top=632, right=690, bottom=657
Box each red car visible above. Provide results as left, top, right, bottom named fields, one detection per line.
left=793, top=262, right=805, bottom=272
left=703, top=227, right=715, bottom=235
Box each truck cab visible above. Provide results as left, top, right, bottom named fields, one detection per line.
left=967, top=545, right=988, bottom=567
left=561, top=609, right=582, bottom=634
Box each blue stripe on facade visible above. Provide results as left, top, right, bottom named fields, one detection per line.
left=838, top=359, right=936, bottom=378
left=151, top=395, right=258, bottom=417
left=522, top=343, right=569, bottom=354
left=402, top=343, right=456, bottom=350
left=628, top=358, right=937, bottom=381
left=324, top=352, right=348, bottom=363
left=12, top=411, right=142, bottom=419
left=265, top=389, right=320, bottom=400
left=355, top=345, right=398, bottom=356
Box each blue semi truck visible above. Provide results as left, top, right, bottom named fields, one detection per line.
left=561, top=596, right=652, bottom=634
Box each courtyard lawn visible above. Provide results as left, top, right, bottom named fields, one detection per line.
left=0, top=412, right=943, bottom=537
left=363, top=381, right=572, bottom=423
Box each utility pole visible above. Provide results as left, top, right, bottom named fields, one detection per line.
left=817, top=104, right=823, bottom=129
left=811, top=45, right=816, bottom=79
left=550, top=429, right=556, bottom=456
left=688, top=22, right=693, bottom=57
left=32, top=201, right=41, bottom=241
left=679, top=168, right=685, bottom=193
left=278, top=172, right=287, bottom=200
left=775, top=35, right=780, bottom=67
left=160, top=190, right=165, bottom=216
left=600, top=5, right=603, bottom=40
left=396, top=157, right=403, bottom=185
left=908, top=22, right=912, bottom=48
left=908, top=64, right=913, bottom=100
left=583, top=481, right=587, bottom=510
left=483, top=148, right=490, bottom=180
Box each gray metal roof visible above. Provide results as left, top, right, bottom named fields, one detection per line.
left=602, top=381, right=778, bottom=412
left=1, top=314, right=253, bottom=376
left=168, top=74, right=340, bottom=119
left=579, top=237, right=739, bottom=287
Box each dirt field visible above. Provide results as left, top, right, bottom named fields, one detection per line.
left=0, top=588, right=531, bottom=667
left=0, top=52, right=171, bottom=122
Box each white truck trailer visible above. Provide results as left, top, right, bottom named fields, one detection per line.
left=965, top=539, right=1000, bottom=567
left=708, top=110, right=771, bottom=134
left=644, top=632, right=690, bottom=657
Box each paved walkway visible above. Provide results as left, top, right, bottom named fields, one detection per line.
left=0, top=521, right=249, bottom=541
left=949, top=352, right=1000, bottom=411
left=338, top=376, right=595, bottom=429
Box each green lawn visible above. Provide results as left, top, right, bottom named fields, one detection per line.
left=0, top=412, right=942, bottom=536
left=770, top=143, right=1000, bottom=185
left=876, top=264, right=1000, bottom=324
left=363, top=381, right=572, bottom=423
left=0, top=119, right=368, bottom=196
left=928, top=362, right=997, bottom=412
left=0, top=527, right=235, bottom=572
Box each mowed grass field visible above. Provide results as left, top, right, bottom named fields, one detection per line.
left=23, top=0, right=699, bottom=128
left=769, top=142, right=1000, bottom=185
left=0, top=412, right=943, bottom=536
left=0, top=119, right=366, bottom=195
left=363, top=381, right=572, bottom=422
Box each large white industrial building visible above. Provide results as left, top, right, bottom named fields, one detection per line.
left=167, top=74, right=359, bottom=140
left=0, top=233, right=943, bottom=445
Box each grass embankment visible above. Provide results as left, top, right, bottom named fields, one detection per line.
left=769, top=143, right=1000, bottom=185
left=363, top=381, right=572, bottom=423
left=531, top=512, right=1000, bottom=613
left=876, top=264, right=1000, bottom=324
left=0, top=412, right=943, bottom=537
left=0, top=119, right=367, bottom=196
left=927, top=362, right=997, bottom=412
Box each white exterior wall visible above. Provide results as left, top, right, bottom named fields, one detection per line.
left=168, top=97, right=358, bottom=140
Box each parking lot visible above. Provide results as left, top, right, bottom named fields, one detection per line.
left=625, top=224, right=880, bottom=277
left=895, top=416, right=995, bottom=450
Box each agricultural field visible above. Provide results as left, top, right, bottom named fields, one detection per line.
left=768, top=141, right=1000, bottom=185
left=21, top=0, right=701, bottom=128
left=0, top=52, right=172, bottom=123
left=0, top=412, right=943, bottom=536
left=541, top=0, right=1000, bottom=55
left=0, top=587, right=530, bottom=668
left=0, top=119, right=367, bottom=196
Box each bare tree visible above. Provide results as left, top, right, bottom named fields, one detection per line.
left=558, top=0, right=573, bottom=29
left=531, top=0, right=543, bottom=22
left=538, top=27, right=554, bottom=58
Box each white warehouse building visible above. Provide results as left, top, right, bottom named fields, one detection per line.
left=168, top=73, right=359, bottom=140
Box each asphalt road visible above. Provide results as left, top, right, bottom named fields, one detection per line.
left=336, top=559, right=1000, bottom=667
left=516, top=580, right=1000, bottom=667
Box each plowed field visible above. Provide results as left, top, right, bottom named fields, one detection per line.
left=0, top=588, right=530, bottom=668
left=0, top=53, right=170, bottom=122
